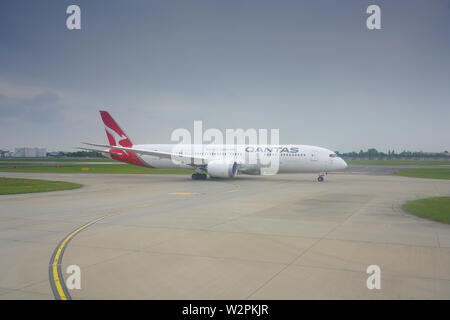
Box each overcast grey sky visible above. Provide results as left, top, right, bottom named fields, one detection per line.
left=0, top=0, right=449, bottom=152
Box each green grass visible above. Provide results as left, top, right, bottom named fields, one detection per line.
left=395, top=168, right=450, bottom=180
left=403, top=197, right=450, bottom=224
left=347, top=160, right=450, bottom=166
left=0, top=164, right=194, bottom=174
left=0, top=158, right=116, bottom=162
left=0, top=177, right=82, bottom=195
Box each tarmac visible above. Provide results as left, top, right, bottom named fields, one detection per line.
left=0, top=168, right=449, bottom=299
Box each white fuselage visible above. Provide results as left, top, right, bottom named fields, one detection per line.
left=120, top=144, right=348, bottom=174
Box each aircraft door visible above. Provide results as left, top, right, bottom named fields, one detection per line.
left=311, top=150, right=319, bottom=161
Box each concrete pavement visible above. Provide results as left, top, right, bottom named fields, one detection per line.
left=0, top=171, right=449, bottom=299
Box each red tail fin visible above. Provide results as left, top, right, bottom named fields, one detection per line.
left=98, top=110, right=146, bottom=167
left=99, top=110, right=133, bottom=147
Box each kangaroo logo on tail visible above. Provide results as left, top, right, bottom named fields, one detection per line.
left=104, top=125, right=129, bottom=146
left=99, top=110, right=132, bottom=147
left=98, top=110, right=146, bottom=167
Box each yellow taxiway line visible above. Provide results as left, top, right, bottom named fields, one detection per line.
left=168, top=192, right=201, bottom=195
left=49, top=203, right=154, bottom=300
left=50, top=214, right=112, bottom=300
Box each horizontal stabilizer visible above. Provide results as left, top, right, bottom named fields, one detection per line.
left=76, top=147, right=122, bottom=156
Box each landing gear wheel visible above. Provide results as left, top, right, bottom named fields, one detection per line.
left=192, top=173, right=207, bottom=180
left=317, top=176, right=324, bottom=182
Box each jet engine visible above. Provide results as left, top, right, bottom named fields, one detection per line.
left=207, top=160, right=239, bottom=178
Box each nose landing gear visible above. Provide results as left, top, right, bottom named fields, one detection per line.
left=317, top=171, right=327, bottom=182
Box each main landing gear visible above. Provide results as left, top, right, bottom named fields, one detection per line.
left=192, top=173, right=207, bottom=180
left=317, top=172, right=327, bottom=182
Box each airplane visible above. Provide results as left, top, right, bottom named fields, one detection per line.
left=80, top=110, right=348, bottom=181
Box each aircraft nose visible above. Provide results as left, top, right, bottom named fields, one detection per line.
left=341, top=158, right=348, bottom=169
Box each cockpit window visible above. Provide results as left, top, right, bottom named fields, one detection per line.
left=329, top=153, right=337, bottom=158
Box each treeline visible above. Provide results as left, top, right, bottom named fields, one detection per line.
left=336, top=148, right=449, bottom=160
left=47, top=151, right=103, bottom=158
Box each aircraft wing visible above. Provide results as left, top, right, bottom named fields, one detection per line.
left=82, top=143, right=207, bottom=166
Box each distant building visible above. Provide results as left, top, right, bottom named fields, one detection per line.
left=0, top=150, right=10, bottom=158
left=13, top=147, right=47, bottom=158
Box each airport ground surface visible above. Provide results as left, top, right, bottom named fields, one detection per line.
left=0, top=167, right=449, bottom=299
